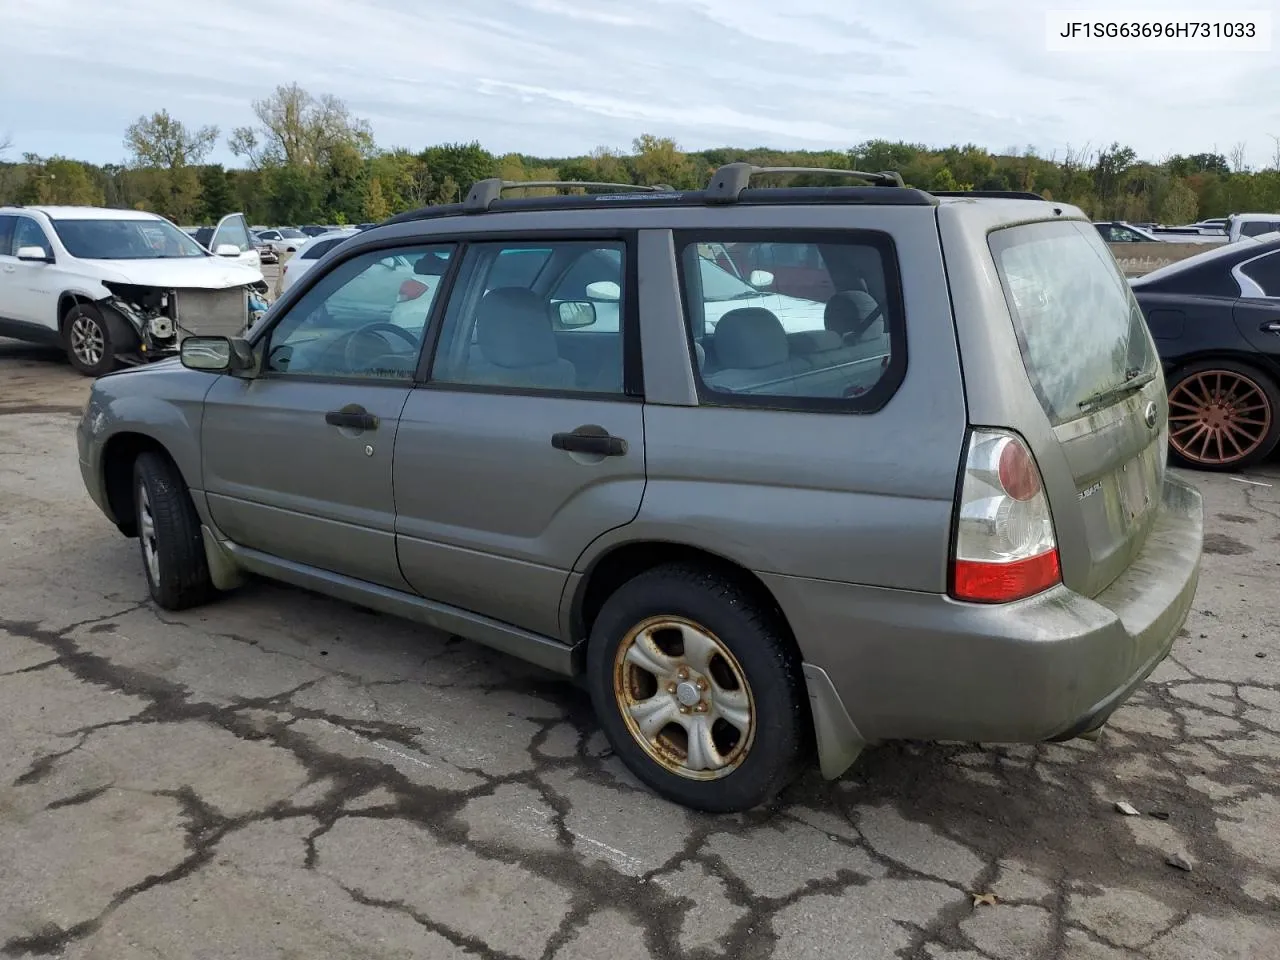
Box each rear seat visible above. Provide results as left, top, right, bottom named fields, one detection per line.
left=780, top=291, right=891, bottom=396
left=701, top=308, right=810, bottom=395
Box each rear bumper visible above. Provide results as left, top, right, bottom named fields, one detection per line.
left=765, top=474, right=1202, bottom=753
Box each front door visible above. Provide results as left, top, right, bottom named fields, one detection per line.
left=3, top=216, right=59, bottom=330
left=201, top=242, right=455, bottom=589
left=393, top=236, right=645, bottom=638
left=210, top=213, right=261, bottom=270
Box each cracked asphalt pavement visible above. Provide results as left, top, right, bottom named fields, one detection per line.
left=1, top=339, right=1278, bottom=960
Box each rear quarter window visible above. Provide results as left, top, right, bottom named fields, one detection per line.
left=989, top=219, right=1157, bottom=426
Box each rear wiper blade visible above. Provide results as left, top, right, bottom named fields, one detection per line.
left=1078, top=368, right=1156, bottom=411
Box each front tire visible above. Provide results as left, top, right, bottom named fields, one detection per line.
left=133, top=452, right=214, bottom=610
left=586, top=563, right=810, bottom=812
left=62, top=304, right=118, bottom=377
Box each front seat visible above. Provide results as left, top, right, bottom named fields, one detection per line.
left=823, top=289, right=884, bottom=344
left=466, top=287, right=576, bottom=389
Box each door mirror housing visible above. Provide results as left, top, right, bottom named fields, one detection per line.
left=213, top=243, right=241, bottom=257
left=180, top=336, right=254, bottom=374
left=554, top=301, right=598, bottom=329
left=748, top=269, right=775, bottom=289
left=584, top=280, right=621, bottom=301
left=16, top=245, right=52, bottom=263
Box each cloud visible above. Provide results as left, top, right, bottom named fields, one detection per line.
left=1, top=0, right=1276, bottom=168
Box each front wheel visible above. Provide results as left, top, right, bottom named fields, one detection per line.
left=133, top=452, right=215, bottom=610
left=1166, top=360, right=1280, bottom=470
left=586, top=564, right=810, bottom=812
left=62, top=304, right=119, bottom=377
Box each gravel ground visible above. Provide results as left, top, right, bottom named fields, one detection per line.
left=1, top=339, right=1278, bottom=960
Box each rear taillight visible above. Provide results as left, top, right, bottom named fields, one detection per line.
left=398, top=279, right=428, bottom=302
left=951, top=429, right=1060, bottom=603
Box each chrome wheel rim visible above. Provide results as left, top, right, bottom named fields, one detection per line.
left=612, top=616, right=756, bottom=781
left=70, top=316, right=105, bottom=367
left=1168, top=370, right=1272, bottom=466
left=138, top=483, right=160, bottom=584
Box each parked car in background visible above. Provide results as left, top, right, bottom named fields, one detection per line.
left=190, top=213, right=262, bottom=270
left=76, top=167, right=1201, bottom=812
left=254, top=227, right=308, bottom=257
left=251, top=232, right=278, bottom=264
left=1130, top=236, right=1280, bottom=469
left=1228, top=214, right=1280, bottom=243
left=0, top=205, right=265, bottom=375
left=1094, top=221, right=1166, bottom=243
left=274, top=229, right=360, bottom=298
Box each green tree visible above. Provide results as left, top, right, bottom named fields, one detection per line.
left=18, top=155, right=104, bottom=205
left=419, top=142, right=495, bottom=201
left=632, top=134, right=693, bottom=188
left=125, top=110, right=218, bottom=169
left=929, top=166, right=960, bottom=192
left=1158, top=177, right=1198, bottom=224
left=363, top=175, right=390, bottom=221
left=198, top=165, right=236, bottom=221
left=231, top=83, right=374, bottom=169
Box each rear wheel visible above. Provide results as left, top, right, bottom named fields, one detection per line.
left=586, top=563, right=809, bottom=812
left=1166, top=360, right=1280, bottom=470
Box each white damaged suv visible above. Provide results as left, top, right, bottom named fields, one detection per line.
left=0, top=206, right=267, bottom=375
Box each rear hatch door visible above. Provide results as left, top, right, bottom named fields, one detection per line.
left=988, top=219, right=1166, bottom=598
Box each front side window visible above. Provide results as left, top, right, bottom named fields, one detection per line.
left=52, top=218, right=204, bottom=259
left=991, top=219, right=1158, bottom=425
left=1239, top=251, right=1280, bottom=297
left=0, top=215, right=14, bottom=256
left=13, top=218, right=54, bottom=258
left=1241, top=221, right=1280, bottom=238
left=678, top=233, right=903, bottom=411
left=265, top=245, right=454, bottom=380
left=430, top=240, right=627, bottom=394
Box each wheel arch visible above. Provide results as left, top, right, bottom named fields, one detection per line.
left=100, top=432, right=179, bottom=537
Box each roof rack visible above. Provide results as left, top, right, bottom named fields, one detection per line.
left=929, top=190, right=1046, bottom=200
left=705, top=163, right=904, bottom=203
left=463, top=178, right=674, bottom=213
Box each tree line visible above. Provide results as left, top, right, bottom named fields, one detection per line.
left=2, top=83, right=1278, bottom=227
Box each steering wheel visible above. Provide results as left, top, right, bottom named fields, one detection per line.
left=343, top=322, right=420, bottom=370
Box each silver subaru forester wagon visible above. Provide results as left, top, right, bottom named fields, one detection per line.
left=78, top=164, right=1204, bottom=812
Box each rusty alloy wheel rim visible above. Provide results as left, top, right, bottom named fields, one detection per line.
left=612, top=616, right=756, bottom=781
left=1168, top=369, right=1273, bottom=465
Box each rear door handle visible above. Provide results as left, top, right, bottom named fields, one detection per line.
left=325, top=408, right=379, bottom=430
left=1261, top=320, right=1280, bottom=334
left=552, top=425, right=627, bottom=456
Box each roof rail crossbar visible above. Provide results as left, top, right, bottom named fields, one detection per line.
left=705, top=163, right=904, bottom=203
left=463, top=178, right=674, bottom=213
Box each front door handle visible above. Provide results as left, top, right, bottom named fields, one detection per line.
left=552, top=425, right=627, bottom=456
left=1261, top=320, right=1280, bottom=335
left=325, top=408, right=379, bottom=430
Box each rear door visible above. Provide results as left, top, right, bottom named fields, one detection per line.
left=1233, top=250, right=1280, bottom=358
left=392, top=235, right=645, bottom=639
left=987, top=219, right=1165, bottom=597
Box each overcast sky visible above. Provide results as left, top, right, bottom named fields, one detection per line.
left=1, top=0, right=1275, bottom=168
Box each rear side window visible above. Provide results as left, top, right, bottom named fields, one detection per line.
left=301, top=238, right=344, bottom=260
left=1241, top=221, right=1280, bottom=238
left=990, top=220, right=1157, bottom=426
left=676, top=231, right=905, bottom=412
left=1239, top=251, right=1280, bottom=296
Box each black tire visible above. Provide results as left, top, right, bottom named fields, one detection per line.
left=132, top=452, right=214, bottom=610
left=1166, top=360, right=1280, bottom=471
left=62, top=303, right=120, bottom=377
left=586, top=563, right=810, bottom=812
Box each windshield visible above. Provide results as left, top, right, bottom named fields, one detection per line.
left=280, top=228, right=307, bottom=239
left=991, top=219, right=1158, bottom=425
left=698, top=258, right=759, bottom=301
left=52, top=218, right=207, bottom=260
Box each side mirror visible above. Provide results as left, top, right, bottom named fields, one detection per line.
left=584, top=280, right=621, bottom=302
left=213, top=243, right=241, bottom=257
left=748, top=269, right=775, bottom=289
left=555, top=301, right=597, bottom=329
left=180, top=336, right=254, bottom=374
left=16, top=246, right=51, bottom=263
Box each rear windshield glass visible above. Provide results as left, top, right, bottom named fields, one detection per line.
left=301, top=238, right=347, bottom=260
left=989, top=220, right=1157, bottom=426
